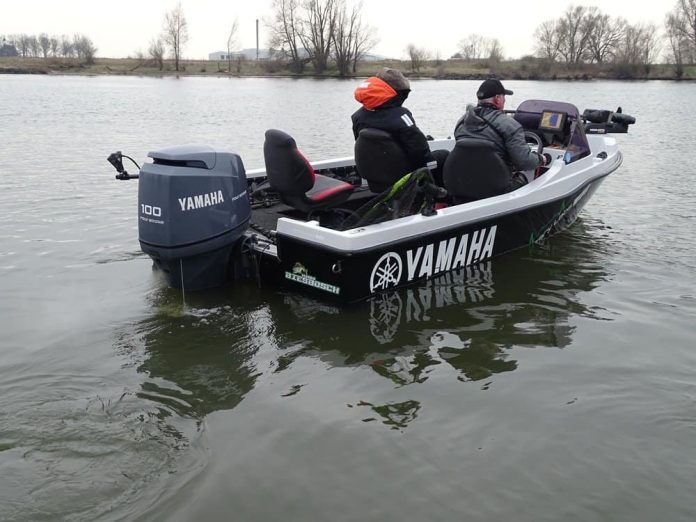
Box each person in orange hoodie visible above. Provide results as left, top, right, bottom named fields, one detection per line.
left=352, top=68, right=448, bottom=186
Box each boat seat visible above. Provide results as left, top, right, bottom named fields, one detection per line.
left=354, top=128, right=412, bottom=193
left=263, top=129, right=354, bottom=214
left=443, top=138, right=511, bottom=204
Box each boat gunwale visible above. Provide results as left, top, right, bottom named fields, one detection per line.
left=272, top=143, right=621, bottom=254
left=273, top=157, right=620, bottom=257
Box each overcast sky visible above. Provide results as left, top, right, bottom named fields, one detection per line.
left=2, top=0, right=671, bottom=60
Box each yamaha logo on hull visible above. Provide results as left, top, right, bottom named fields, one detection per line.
left=369, top=225, right=497, bottom=293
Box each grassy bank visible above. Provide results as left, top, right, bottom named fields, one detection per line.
left=1, top=56, right=694, bottom=81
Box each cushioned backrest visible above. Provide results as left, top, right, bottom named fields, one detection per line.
left=355, top=128, right=412, bottom=193
left=443, top=138, right=510, bottom=201
left=263, top=129, right=314, bottom=196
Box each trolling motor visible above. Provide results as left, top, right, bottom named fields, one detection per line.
left=107, top=151, right=141, bottom=180
left=583, top=107, right=636, bottom=134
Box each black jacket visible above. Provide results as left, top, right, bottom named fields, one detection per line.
left=352, top=100, right=434, bottom=171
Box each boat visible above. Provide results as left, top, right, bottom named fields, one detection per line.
left=106, top=99, right=634, bottom=303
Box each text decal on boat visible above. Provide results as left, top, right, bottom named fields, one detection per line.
left=285, top=263, right=340, bottom=295
left=178, top=190, right=225, bottom=212
left=369, top=225, right=497, bottom=293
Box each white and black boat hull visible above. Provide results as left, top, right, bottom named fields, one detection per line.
left=267, top=174, right=609, bottom=302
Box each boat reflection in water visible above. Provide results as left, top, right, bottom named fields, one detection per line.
left=123, top=220, right=612, bottom=431
left=272, top=223, right=610, bottom=367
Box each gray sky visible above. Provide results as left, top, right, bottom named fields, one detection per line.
left=2, top=0, right=671, bottom=60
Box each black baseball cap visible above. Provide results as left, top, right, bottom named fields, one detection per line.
left=476, top=79, right=513, bottom=99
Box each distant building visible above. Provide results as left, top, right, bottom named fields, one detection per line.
left=361, top=53, right=387, bottom=62
left=208, top=51, right=237, bottom=61
left=0, top=43, right=18, bottom=57
left=209, top=49, right=272, bottom=61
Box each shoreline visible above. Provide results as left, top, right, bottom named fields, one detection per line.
left=1, top=57, right=693, bottom=81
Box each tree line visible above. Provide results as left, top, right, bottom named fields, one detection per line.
left=0, top=33, right=97, bottom=64
left=400, top=2, right=694, bottom=77
left=529, top=5, right=661, bottom=77
left=3, top=1, right=695, bottom=78
left=143, top=0, right=377, bottom=75
left=665, top=0, right=696, bottom=76
left=263, top=0, right=694, bottom=77
left=530, top=1, right=695, bottom=77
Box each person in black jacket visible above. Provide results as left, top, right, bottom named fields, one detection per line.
left=352, top=68, right=448, bottom=186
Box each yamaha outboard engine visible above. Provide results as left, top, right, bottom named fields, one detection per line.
left=583, top=107, right=636, bottom=134
left=137, top=145, right=251, bottom=290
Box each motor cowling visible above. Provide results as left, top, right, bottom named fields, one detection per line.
left=138, top=145, right=251, bottom=290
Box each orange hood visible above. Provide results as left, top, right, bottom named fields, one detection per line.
left=354, top=77, right=397, bottom=110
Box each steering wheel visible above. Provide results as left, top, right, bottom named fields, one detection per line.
left=524, top=131, right=543, bottom=154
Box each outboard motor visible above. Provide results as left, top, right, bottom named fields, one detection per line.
left=137, top=145, right=251, bottom=290
left=583, top=107, right=636, bottom=134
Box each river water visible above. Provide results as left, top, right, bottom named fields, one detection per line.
left=0, top=75, right=694, bottom=521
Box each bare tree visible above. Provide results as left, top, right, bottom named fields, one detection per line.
left=162, top=3, right=189, bottom=71
left=351, top=9, right=377, bottom=73
left=73, top=34, right=97, bottom=64
left=556, top=5, right=592, bottom=65
left=331, top=0, right=375, bottom=75
left=487, top=38, right=504, bottom=63
left=38, top=33, right=51, bottom=58
left=534, top=20, right=561, bottom=62
left=406, top=44, right=430, bottom=72
left=615, top=23, right=661, bottom=75
left=49, top=37, right=59, bottom=57
left=298, top=0, right=337, bottom=74
left=226, top=19, right=240, bottom=73
left=60, top=35, right=74, bottom=58
left=585, top=13, right=626, bottom=63
left=268, top=0, right=306, bottom=72
left=458, top=34, right=487, bottom=61
left=28, top=35, right=39, bottom=58
left=332, top=0, right=358, bottom=76
left=665, top=13, right=687, bottom=76
left=666, top=0, right=696, bottom=62
left=149, top=38, right=165, bottom=70
left=458, top=34, right=504, bottom=63
left=16, top=34, right=30, bottom=57
left=666, top=6, right=696, bottom=72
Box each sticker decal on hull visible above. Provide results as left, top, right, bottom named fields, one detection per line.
left=285, top=263, right=340, bottom=295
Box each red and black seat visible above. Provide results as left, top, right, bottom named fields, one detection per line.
left=263, top=129, right=354, bottom=214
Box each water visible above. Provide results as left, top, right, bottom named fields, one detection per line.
left=1, top=75, right=695, bottom=521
